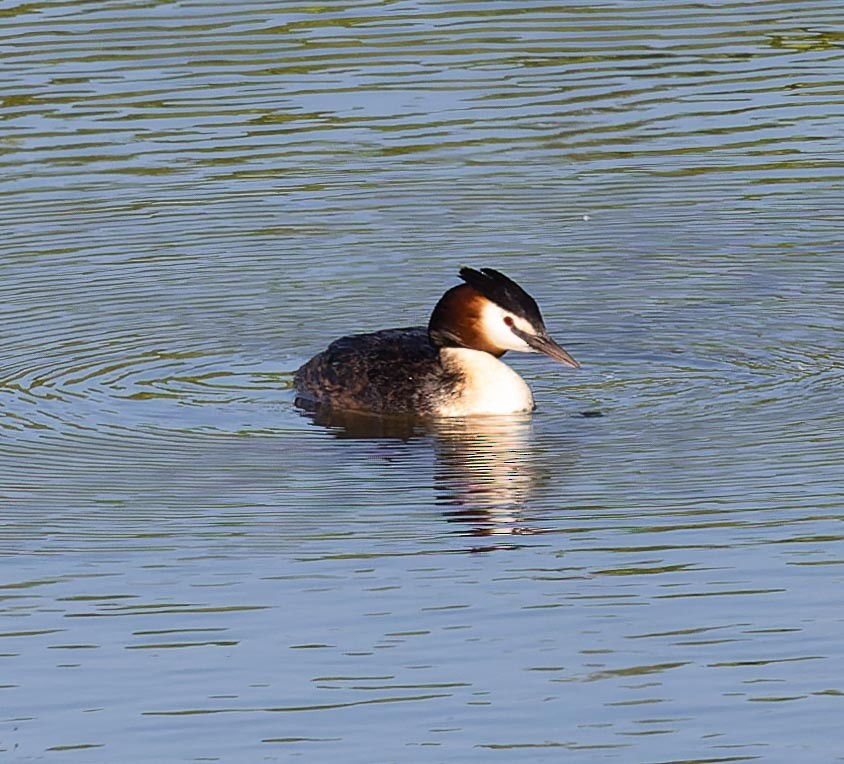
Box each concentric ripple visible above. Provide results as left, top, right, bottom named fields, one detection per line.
left=1, top=2, right=843, bottom=761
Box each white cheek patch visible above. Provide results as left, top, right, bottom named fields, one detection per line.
left=480, top=301, right=535, bottom=352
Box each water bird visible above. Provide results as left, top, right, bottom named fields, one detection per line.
left=294, top=267, right=579, bottom=416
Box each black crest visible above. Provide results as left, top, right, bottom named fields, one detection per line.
left=458, top=267, right=544, bottom=326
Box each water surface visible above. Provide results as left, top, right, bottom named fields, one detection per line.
left=2, top=1, right=844, bottom=761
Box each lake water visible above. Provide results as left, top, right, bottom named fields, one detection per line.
left=2, top=1, right=843, bottom=761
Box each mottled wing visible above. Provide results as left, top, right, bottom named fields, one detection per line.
left=294, top=327, right=447, bottom=414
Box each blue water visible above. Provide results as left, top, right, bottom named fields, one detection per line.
left=2, top=1, right=843, bottom=761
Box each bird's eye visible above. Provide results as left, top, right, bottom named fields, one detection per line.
left=503, top=316, right=514, bottom=327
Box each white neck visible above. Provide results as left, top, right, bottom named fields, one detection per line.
left=438, top=347, right=535, bottom=416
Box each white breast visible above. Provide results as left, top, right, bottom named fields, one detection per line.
left=437, top=348, right=535, bottom=416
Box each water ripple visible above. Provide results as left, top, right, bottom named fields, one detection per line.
left=2, top=2, right=843, bottom=761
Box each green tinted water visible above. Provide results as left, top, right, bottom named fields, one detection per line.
left=2, top=1, right=843, bottom=761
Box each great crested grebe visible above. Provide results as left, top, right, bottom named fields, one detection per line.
left=293, top=267, right=580, bottom=417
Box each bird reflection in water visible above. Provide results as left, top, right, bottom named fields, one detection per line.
left=298, top=401, right=553, bottom=542
left=431, top=415, right=542, bottom=539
